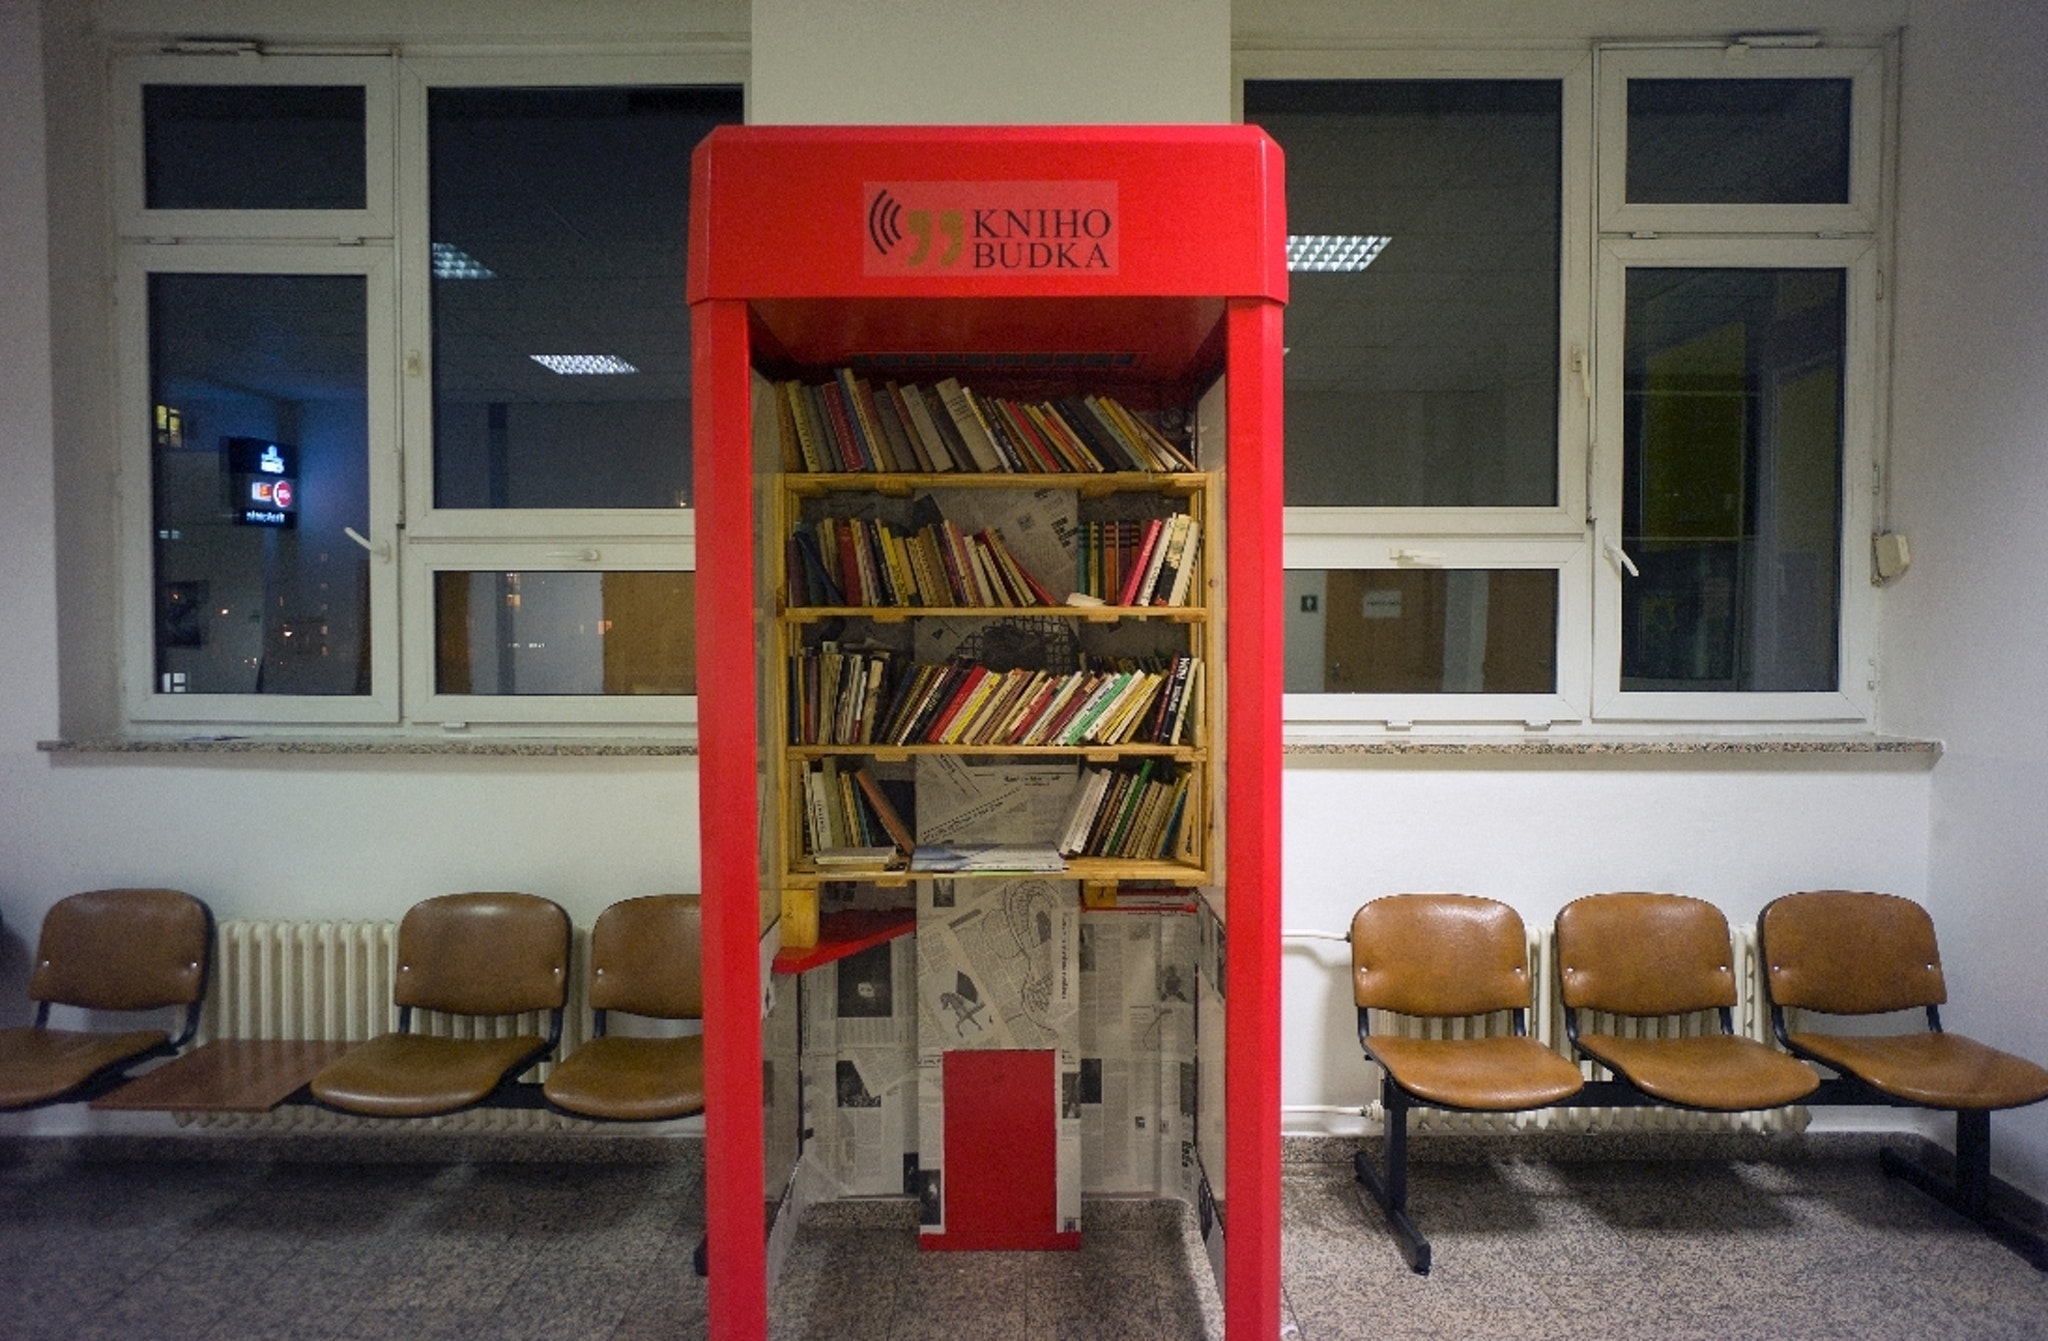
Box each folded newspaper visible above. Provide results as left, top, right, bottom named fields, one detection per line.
left=909, top=843, right=1067, bottom=874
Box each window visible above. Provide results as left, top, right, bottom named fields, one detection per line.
left=116, top=53, right=742, bottom=732
left=1245, top=53, right=1593, bottom=730
left=1245, top=43, right=1882, bottom=732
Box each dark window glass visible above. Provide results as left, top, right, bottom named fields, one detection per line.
left=1246, top=81, right=1562, bottom=507
left=150, top=273, right=370, bottom=696
left=1285, top=568, right=1557, bottom=694
left=144, top=85, right=366, bottom=211
left=429, top=86, right=742, bottom=509
left=1626, top=79, right=1852, bottom=205
left=1622, top=269, right=1844, bottom=692
left=434, top=570, right=697, bottom=695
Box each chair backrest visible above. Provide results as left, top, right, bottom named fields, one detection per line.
left=29, top=888, right=212, bottom=1012
left=1759, top=889, right=1946, bottom=1016
left=1352, top=894, right=1534, bottom=1018
left=1556, top=892, right=1737, bottom=1017
left=394, top=892, right=571, bottom=1016
left=588, top=894, right=701, bottom=1019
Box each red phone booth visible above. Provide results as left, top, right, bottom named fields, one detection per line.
left=689, top=124, right=1285, bottom=1340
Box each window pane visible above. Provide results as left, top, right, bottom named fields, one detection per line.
left=144, top=85, right=366, bottom=211
left=434, top=570, right=696, bottom=694
left=429, top=86, right=741, bottom=509
left=1622, top=269, right=1844, bottom=692
left=1286, top=568, right=1557, bottom=693
left=150, top=273, right=370, bottom=696
left=1246, top=81, right=1561, bottom=507
left=1626, top=79, right=1852, bottom=205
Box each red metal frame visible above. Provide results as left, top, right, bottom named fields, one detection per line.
left=689, top=124, right=1285, bottom=1341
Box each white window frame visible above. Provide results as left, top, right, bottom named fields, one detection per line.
left=395, top=54, right=743, bottom=546
left=115, top=54, right=396, bottom=243
left=111, top=50, right=743, bottom=735
left=117, top=244, right=404, bottom=726
left=401, top=538, right=700, bottom=729
left=1238, top=49, right=1596, bottom=731
left=1597, top=46, right=1884, bottom=239
left=1589, top=236, right=1879, bottom=724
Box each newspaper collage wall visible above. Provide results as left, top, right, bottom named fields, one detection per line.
left=796, top=884, right=1203, bottom=1230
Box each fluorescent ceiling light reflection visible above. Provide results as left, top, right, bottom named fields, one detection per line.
left=431, top=242, right=496, bottom=279
left=530, top=354, right=639, bottom=375
left=1287, top=234, right=1391, bottom=272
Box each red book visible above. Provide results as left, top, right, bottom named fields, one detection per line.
left=921, top=665, right=990, bottom=744
left=1117, top=518, right=1165, bottom=606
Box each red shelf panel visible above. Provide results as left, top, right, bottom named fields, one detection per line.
left=771, top=908, right=917, bottom=976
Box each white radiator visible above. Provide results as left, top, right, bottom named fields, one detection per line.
left=1362, top=925, right=1806, bottom=1137
left=184, top=918, right=595, bottom=1131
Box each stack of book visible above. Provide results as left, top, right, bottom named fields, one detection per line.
left=788, top=644, right=895, bottom=746
left=774, top=367, right=1196, bottom=474
left=866, top=654, right=1201, bottom=749
left=1056, top=760, right=1194, bottom=862
left=799, top=760, right=915, bottom=862
left=788, top=510, right=1057, bottom=609
left=1072, top=512, right=1202, bottom=606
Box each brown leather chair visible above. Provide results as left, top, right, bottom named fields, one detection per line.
left=0, top=888, right=213, bottom=1110
left=1555, top=892, right=1817, bottom=1111
left=543, top=895, right=705, bottom=1121
left=1759, top=890, right=2048, bottom=1268
left=310, top=892, right=571, bottom=1118
left=1350, top=893, right=1585, bottom=1273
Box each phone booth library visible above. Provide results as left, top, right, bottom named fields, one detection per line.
left=689, top=124, right=1287, bottom=1339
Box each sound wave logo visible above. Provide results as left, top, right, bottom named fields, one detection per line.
left=868, top=190, right=905, bottom=256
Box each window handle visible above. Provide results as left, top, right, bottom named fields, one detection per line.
left=1389, top=548, right=1444, bottom=567
left=1603, top=537, right=1640, bottom=578
left=343, top=526, right=391, bottom=563
left=546, top=548, right=603, bottom=563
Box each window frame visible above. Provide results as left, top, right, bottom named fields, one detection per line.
left=115, top=54, right=396, bottom=243
left=1589, top=236, right=1879, bottom=724
left=111, top=50, right=744, bottom=736
left=1596, top=46, right=1885, bottom=238
left=1239, top=49, right=1596, bottom=730
left=401, top=538, right=700, bottom=729
left=395, top=54, right=743, bottom=546
left=117, top=243, right=404, bottom=726
left=1243, top=42, right=1889, bottom=736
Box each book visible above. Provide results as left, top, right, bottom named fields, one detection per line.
left=813, top=846, right=900, bottom=868
left=853, top=766, right=916, bottom=855
left=1117, top=518, right=1165, bottom=606
left=1164, top=517, right=1203, bottom=606
left=882, top=381, right=936, bottom=472
left=935, top=377, right=1007, bottom=472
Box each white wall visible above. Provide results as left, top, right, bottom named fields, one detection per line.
left=7, top=0, right=2027, bottom=1188
left=1880, top=0, right=2048, bottom=1199
left=752, top=0, right=1230, bottom=124
left=1280, top=755, right=1933, bottom=1128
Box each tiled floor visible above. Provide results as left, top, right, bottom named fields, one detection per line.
left=4, top=1135, right=2046, bottom=1340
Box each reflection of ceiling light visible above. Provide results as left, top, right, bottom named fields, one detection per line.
left=431, top=242, right=495, bottom=279
left=1287, top=234, right=1391, bottom=272
left=530, top=354, right=638, bottom=375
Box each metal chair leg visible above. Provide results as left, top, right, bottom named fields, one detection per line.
left=1877, top=1110, right=2048, bottom=1271
left=1352, top=1080, right=1430, bottom=1274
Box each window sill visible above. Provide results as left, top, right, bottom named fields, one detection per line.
left=38, top=736, right=697, bottom=758
left=1282, top=733, right=1940, bottom=761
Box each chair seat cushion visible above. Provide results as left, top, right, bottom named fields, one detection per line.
left=543, top=1035, right=705, bottom=1121
left=0, top=1026, right=169, bottom=1110
left=1787, top=1030, right=2048, bottom=1111
left=1366, top=1034, right=1584, bottom=1112
left=310, top=1032, right=547, bottom=1117
left=1576, top=1032, right=1819, bottom=1111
